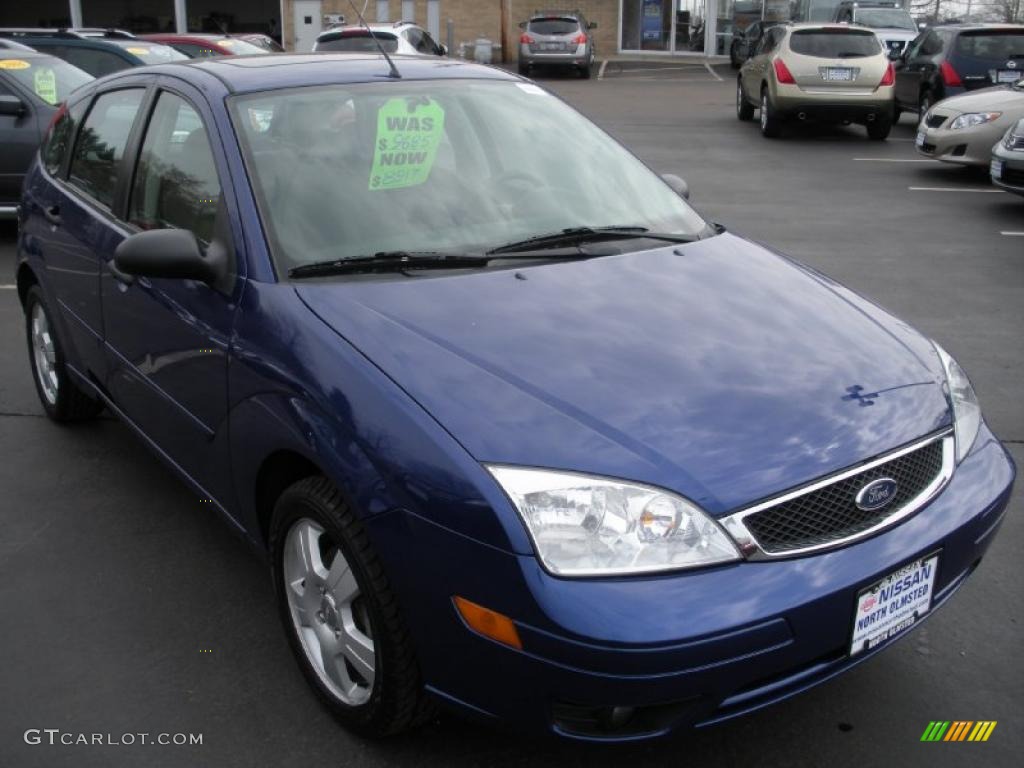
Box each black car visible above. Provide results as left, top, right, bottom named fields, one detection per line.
left=0, top=28, right=186, bottom=78
left=0, top=49, right=92, bottom=216
left=729, top=20, right=779, bottom=69
left=893, top=24, right=1024, bottom=119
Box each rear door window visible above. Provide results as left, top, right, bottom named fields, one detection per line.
left=954, top=30, right=1024, bottom=60
left=789, top=29, right=881, bottom=58
left=43, top=100, right=87, bottom=177
left=68, top=88, right=145, bottom=209
left=528, top=18, right=579, bottom=36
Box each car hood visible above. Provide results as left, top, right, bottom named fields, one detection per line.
left=934, top=85, right=1024, bottom=114
left=295, top=233, right=951, bottom=515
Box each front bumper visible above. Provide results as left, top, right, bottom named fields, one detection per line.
left=990, top=143, right=1024, bottom=196
left=915, top=113, right=1012, bottom=166
left=367, top=423, right=1014, bottom=741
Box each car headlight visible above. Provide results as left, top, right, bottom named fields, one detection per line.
left=1004, top=120, right=1024, bottom=150
left=487, top=466, right=741, bottom=576
left=949, top=112, right=1001, bottom=131
left=933, top=343, right=982, bottom=464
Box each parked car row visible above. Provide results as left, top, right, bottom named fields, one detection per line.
left=735, top=21, right=1024, bottom=145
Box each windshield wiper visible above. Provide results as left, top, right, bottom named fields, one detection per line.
left=289, top=251, right=490, bottom=278
left=486, top=226, right=700, bottom=255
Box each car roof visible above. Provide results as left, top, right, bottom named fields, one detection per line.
left=123, top=53, right=517, bottom=94
left=934, top=23, right=1024, bottom=31
left=786, top=22, right=876, bottom=31
left=142, top=33, right=234, bottom=42
left=317, top=22, right=419, bottom=37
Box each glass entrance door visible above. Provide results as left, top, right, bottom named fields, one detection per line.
left=620, top=0, right=675, bottom=52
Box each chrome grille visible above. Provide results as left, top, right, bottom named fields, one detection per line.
left=721, top=432, right=953, bottom=558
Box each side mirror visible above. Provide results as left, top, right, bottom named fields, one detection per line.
left=114, top=228, right=226, bottom=284
left=518, top=21, right=526, bottom=29
left=0, top=94, right=26, bottom=117
left=661, top=173, right=689, bottom=200
left=438, top=43, right=448, bottom=56
left=588, top=22, right=597, bottom=29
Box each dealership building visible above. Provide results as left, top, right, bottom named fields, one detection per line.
left=3, top=1, right=888, bottom=60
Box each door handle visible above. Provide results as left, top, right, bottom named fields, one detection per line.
left=42, top=204, right=61, bottom=226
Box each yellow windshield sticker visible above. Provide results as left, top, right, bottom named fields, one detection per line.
left=369, top=97, right=445, bottom=191
left=0, top=59, right=31, bottom=70
left=126, top=47, right=150, bottom=55
left=33, top=67, right=58, bottom=105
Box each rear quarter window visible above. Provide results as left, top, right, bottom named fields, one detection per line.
left=43, top=100, right=87, bottom=177
left=954, top=31, right=1024, bottom=60
left=528, top=18, right=580, bottom=35
left=789, top=29, right=881, bottom=58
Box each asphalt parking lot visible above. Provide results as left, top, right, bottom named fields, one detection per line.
left=1, top=67, right=1021, bottom=768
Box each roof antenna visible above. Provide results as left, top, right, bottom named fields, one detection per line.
left=345, top=0, right=401, bottom=79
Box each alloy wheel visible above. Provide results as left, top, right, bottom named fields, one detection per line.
left=30, top=302, right=59, bottom=405
left=283, top=517, right=375, bottom=706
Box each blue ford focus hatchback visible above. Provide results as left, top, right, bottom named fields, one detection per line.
left=15, top=52, right=1015, bottom=741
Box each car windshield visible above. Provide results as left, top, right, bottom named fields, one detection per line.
left=528, top=18, right=580, bottom=35
left=316, top=33, right=399, bottom=52
left=230, top=80, right=706, bottom=273
left=0, top=55, right=93, bottom=104
left=853, top=9, right=916, bottom=31
left=789, top=29, right=881, bottom=58
left=954, top=30, right=1024, bottom=60
left=108, top=41, right=188, bottom=63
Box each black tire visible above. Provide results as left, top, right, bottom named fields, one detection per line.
left=730, top=45, right=741, bottom=69
left=580, top=63, right=592, bottom=79
left=892, top=104, right=902, bottom=124
left=918, top=90, right=933, bottom=118
left=24, top=285, right=102, bottom=422
left=270, top=476, right=434, bottom=737
left=737, top=79, right=755, bottom=121
left=760, top=87, right=781, bottom=138
left=517, top=61, right=529, bottom=77
left=867, top=118, right=892, bottom=141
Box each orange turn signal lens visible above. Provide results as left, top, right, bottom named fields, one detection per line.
left=453, top=596, right=523, bottom=650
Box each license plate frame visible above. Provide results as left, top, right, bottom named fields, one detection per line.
left=991, top=158, right=1004, bottom=179
left=824, top=67, right=853, bottom=81
left=916, top=130, right=926, bottom=147
left=997, top=69, right=1022, bottom=84
left=849, top=551, right=940, bottom=657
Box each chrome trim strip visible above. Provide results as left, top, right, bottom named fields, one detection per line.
left=721, top=430, right=955, bottom=560
left=0, top=204, right=19, bottom=219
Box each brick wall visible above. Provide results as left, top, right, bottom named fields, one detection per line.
left=282, top=1, right=623, bottom=60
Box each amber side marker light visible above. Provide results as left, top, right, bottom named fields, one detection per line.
left=453, top=596, right=523, bottom=650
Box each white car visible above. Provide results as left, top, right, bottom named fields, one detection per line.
left=834, top=2, right=919, bottom=58
left=313, top=21, right=447, bottom=57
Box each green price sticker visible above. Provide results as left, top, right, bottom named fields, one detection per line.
left=34, top=67, right=58, bottom=105
left=369, top=97, right=445, bottom=192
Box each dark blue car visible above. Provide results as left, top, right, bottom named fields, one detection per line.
left=15, top=52, right=1015, bottom=741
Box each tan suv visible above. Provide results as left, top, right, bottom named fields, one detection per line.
left=737, top=23, right=896, bottom=140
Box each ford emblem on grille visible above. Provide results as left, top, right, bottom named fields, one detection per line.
left=855, top=478, right=899, bottom=511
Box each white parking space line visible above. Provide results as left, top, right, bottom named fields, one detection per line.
left=909, top=186, right=1005, bottom=193
left=597, top=60, right=608, bottom=80
left=853, top=158, right=938, bottom=162
left=1001, top=231, right=1024, bottom=237
left=704, top=61, right=724, bottom=82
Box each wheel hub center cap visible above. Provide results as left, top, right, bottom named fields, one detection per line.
left=319, top=591, right=340, bottom=631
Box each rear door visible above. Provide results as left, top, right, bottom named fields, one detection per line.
left=742, top=26, right=780, bottom=96
left=100, top=80, right=244, bottom=505
left=39, top=81, right=148, bottom=380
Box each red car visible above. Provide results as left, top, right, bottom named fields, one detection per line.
left=141, top=33, right=269, bottom=58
